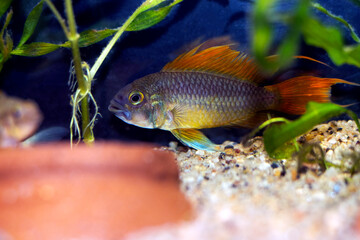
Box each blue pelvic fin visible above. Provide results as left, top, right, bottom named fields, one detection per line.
left=170, top=128, right=220, bottom=151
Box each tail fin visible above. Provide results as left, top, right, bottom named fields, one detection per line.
left=265, top=76, right=360, bottom=115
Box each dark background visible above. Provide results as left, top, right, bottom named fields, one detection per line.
left=1, top=0, right=360, bottom=146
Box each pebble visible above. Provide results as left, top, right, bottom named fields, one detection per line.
left=323, top=167, right=340, bottom=178
left=273, top=168, right=282, bottom=177
left=126, top=120, right=360, bottom=240
left=258, top=162, right=271, bottom=172
left=195, top=150, right=206, bottom=156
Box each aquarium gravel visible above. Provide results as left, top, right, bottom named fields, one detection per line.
left=125, top=120, right=360, bottom=240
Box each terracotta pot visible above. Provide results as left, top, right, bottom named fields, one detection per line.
left=0, top=142, right=192, bottom=240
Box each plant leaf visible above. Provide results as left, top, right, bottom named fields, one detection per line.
left=252, top=0, right=276, bottom=70
left=78, top=29, right=117, bottom=47
left=13, top=29, right=119, bottom=56
left=312, top=2, right=360, bottom=43
left=137, top=0, right=173, bottom=13
left=11, top=42, right=61, bottom=56
left=126, top=0, right=182, bottom=31
left=0, top=9, right=13, bottom=66
left=302, top=18, right=360, bottom=68
left=62, top=29, right=117, bottom=48
left=18, top=0, right=44, bottom=47
left=344, top=44, right=360, bottom=67
left=263, top=102, right=360, bottom=159
left=0, top=0, right=12, bottom=19
left=270, top=141, right=298, bottom=159
left=276, top=0, right=310, bottom=67
left=4, top=31, right=13, bottom=54
left=252, top=0, right=310, bottom=72
left=296, top=144, right=326, bottom=175
left=0, top=8, right=12, bottom=38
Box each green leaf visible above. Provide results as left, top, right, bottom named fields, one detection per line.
left=270, top=141, right=298, bottom=159
left=296, top=144, right=326, bottom=174
left=252, top=0, right=276, bottom=69
left=263, top=102, right=360, bottom=159
left=78, top=29, right=117, bottom=47
left=252, top=0, right=310, bottom=72
left=12, top=29, right=118, bottom=56
left=312, top=2, right=360, bottom=43
left=0, top=0, right=12, bottom=19
left=126, top=0, right=182, bottom=31
left=11, top=42, right=61, bottom=56
left=62, top=29, right=117, bottom=48
left=302, top=18, right=360, bottom=68
left=4, top=31, right=13, bottom=54
left=344, top=44, right=360, bottom=67
left=18, top=0, right=44, bottom=47
left=137, top=0, right=174, bottom=13
left=0, top=10, right=13, bottom=66
left=0, top=8, right=12, bottom=38
left=276, top=0, right=310, bottom=66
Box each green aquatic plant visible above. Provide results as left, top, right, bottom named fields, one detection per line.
left=252, top=0, right=311, bottom=73
left=296, top=143, right=326, bottom=176
left=263, top=102, right=360, bottom=159
left=0, top=0, right=12, bottom=18
left=311, top=2, right=360, bottom=43
left=0, top=3, right=13, bottom=72
left=0, top=0, right=43, bottom=71
left=247, top=102, right=360, bottom=172
left=250, top=0, right=360, bottom=174
left=243, top=117, right=299, bottom=159
left=349, top=152, right=360, bottom=176
left=252, top=0, right=360, bottom=71
left=0, top=0, right=182, bottom=145
left=294, top=143, right=360, bottom=177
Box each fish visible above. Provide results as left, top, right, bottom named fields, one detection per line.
left=109, top=42, right=359, bottom=151
left=0, top=92, right=43, bottom=147
left=21, top=126, right=69, bottom=147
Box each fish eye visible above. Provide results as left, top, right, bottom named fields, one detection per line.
left=129, top=91, right=144, bottom=105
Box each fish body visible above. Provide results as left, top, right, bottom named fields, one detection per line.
left=0, top=92, right=43, bottom=147
left=112, top=71, right=276, bottom=130
left=109, top=42, right=357, bottom=151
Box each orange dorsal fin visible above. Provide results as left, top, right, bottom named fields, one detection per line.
left=293, top=56, right=331, bottom=68
left=266, top=55, right=330, bottom=67
left=162, top=44, right=265, bottom=84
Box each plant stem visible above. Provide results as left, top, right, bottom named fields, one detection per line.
left=89, top=6, right=143, bottom=79
left=81, top=94, right=93, bottom=143
left=0, top=9, right=13, bottom=72
left=65, top=0, right=86, bottom=94
left=64, top=0, right=93, bottom=143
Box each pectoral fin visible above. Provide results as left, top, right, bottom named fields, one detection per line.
left=170, top=128, right=219, bottom=151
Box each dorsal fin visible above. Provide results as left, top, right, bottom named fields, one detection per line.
left=162, top=43, right=265, bottom=84
left=266, top=55, right=332, bottom=69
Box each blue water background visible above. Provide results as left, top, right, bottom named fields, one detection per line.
left=1, top=0, right=360, bottom=145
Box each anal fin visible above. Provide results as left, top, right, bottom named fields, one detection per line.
left=170, top=128, right=219, bottom=151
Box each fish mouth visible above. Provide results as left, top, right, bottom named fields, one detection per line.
left=108, top=99, right=132, bottom=121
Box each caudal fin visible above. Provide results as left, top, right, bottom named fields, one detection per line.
left=265, top=76, right=359, bottom=115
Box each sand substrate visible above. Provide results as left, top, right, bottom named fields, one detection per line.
left=125, top=120, right=360, bottom=240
